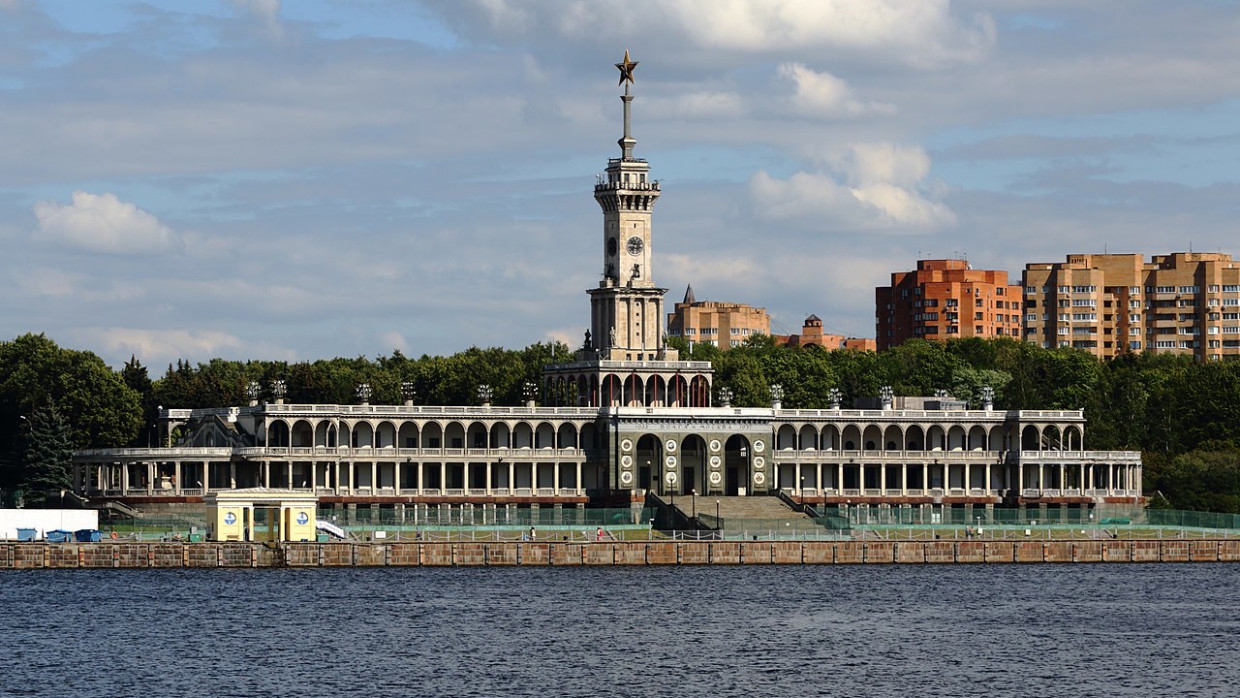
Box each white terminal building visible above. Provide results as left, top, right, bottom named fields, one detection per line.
left=73, top=57, right=1143, bottom=518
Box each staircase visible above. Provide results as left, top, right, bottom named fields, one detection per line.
left=672, top=495, right=825, bottom=534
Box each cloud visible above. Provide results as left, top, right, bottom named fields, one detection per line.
left=749, top=143, right=955, bottom=230
left=32, top=191, right=179, bottom=254
left=231, top=0, right=283, bottom=38
left=430, top=0, right=996, bottom=68
left=81, top=327, right=296, bottom=367
left=775, top=63, right=895, bottom=117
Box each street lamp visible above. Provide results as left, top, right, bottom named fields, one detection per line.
left=715, top=499, right=720, bottom=525
left=691, top=489, right=696, bottom=519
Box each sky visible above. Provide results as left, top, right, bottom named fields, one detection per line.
left=3, top=0, right=1240, bottom=369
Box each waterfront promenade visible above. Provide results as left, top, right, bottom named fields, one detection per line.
left=3, top=538, right=1239, bottom=569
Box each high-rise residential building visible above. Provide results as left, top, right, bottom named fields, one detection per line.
left=875, top=260, right=1023, bottom=351
left=666, top=284, right=770, bottom=349
left=1023, top=252, right=1240, bottom=360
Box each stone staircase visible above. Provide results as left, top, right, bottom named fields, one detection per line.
left=673, top=495, right=824, bottom=533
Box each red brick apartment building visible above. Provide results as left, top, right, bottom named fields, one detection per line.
left=876, top=260, right=1023, bottom=351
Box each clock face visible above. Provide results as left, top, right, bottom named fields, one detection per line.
left=607, top=237, right=618, bottom=256
left=627, top=236, right=644, bottom=256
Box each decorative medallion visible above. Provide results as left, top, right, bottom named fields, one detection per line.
left=753, top=440, right=765, bottom=453
left=620, top=471, right=634, bottom=485
left=666, top=439, right=677, bottom=453
left=753, top=456, right=764, bottom=468
left=709, top=439, right=721, bottom=452
left=665, top=455, right=677, bottom=468
left=753, top=471, right=766, bottom=485
left=709, top=471, right=722, bottom=485
left=666, top=471, right=678, bottom=485
left=621, top=438, right=633, bottom=452
left=709, top=455, right=721, bottom=468
left=621, top=455, right=632, bottom=467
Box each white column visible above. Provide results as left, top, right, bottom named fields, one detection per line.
left=508, top=461, right=515, bottom=494
left=485, top=461, right=492, bottom=495
left=553, top=462, right=561, bottom=494
left=901, top=464, right=908, bottom=495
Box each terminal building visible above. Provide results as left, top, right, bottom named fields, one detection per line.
left=72, top=56, right=1143, bottom=518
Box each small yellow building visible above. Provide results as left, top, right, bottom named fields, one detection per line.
left=205, top=489, right=318, bottom=542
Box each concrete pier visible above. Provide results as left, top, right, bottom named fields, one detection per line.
left=1, top=539, right=1238, bottom=569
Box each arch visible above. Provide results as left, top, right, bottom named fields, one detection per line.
left=776, top=424, right=798, bottom=450
left=268, top=420, right=290, bottom=447
left=1063, top=425, right=1084, bottom=450
left=489, top=422, right=511, bottom=449
left=645, top=375, right=668, bottom=407
left=601, top=374, right=621, bottom=407
left=967, top=425, right=988, bottom=451
left=512, top=421, right=535, bottom=449
left=820, top=425, right=840, bottom=451
left=315, top=420, right=338, bottom=448
left=947, top=425, right=967, bottom=451
left=882, top=425, right=903, bottom=451
left=1021, top=425, right=1040, bottom=451
left=841, top=425, right=862, bottom=451
left=904, top=425, right=925, bottom=451
left=724, top=434, right=751, bottom=495
left=375, top=420, right=398, bottom=448
left=622, top=373, right=643, bottom=407
left=678, top=434, right=708, bottom=496
left=466, top=421, right=489, bottom=449
left=798, top=425, right=818, bottom=450
left=589, top=374, right=600, bottom=407
left=351, top=421, right=374, bottom=448
left=926, top=425, right=947, bottom=451
left=422, top=421, right=444, bottom=449
left=444, top=421, right=466, bottom=449
left=535, top=422, right=555, bottom=449
left=290, top=419, right=313, bottom=448
left=987, top=425, right=1005, bottom=451
left=397, top=421, right=419, bottom=449
left=556, top=423, right=578, bottom=449
left=689, top=376, right=711, bottom=407
left=1044, top=425, right=1062, bottom=450
left=668, top=374, right=689, bottom=407
left=862, top=425, right=883, bottom=451
left=635, top=434, right=663, bottom=493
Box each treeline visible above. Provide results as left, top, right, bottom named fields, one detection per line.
left=3, top=332, right=1240, bottom=511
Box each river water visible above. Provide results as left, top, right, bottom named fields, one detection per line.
left=1, top=564, right=1236, bottom=697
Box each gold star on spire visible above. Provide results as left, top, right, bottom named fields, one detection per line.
left=615, top=49, right=638, bottom=86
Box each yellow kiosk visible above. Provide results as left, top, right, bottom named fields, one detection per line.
left=205, top=489, right=318, bottom=542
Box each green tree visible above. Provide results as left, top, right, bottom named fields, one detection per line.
left=19, top=401, right=74, bottom=507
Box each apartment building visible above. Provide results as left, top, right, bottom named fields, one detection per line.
left=876, top=260, right=1023, bottom=352
left=780, top=315, right=876, bottom=351
left=666, top=285, right=771, bottom=349
left=1023, top=252, right=1240, bottom=360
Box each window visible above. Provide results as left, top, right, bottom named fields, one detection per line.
left=975, top=312, right=984, bottom=321
left=1057, top=285, right=1071, bottom=293
left=1129, top=341, right=1142, bottom=349
left=1129, top=313, right=1141, bottom=322
left=1129, top=327, right=1140, bottom=335
left=1025, top=286, right=1037, bottom=294
left=1073, top=313, right=1097, bottom=321
left=1072, top=299, right=1096, bottom=307
left=1224, top=298, right=1240, bottom=306
left=946, top=326, right=958, bottom=334
left=1209, top=285, right=1221, bottom=293
left=1224, top=285, right=1240, bottom=293
left=1072, top=285, right=1096, bottom=293
left=1156, top=285, right=1175, bottom=293
left=1130, top=287, right=1141, bottom=295
left=1178, top=285, right=1199, bottom=294
left=997, top=288, right=1005, bottom=295
left=945, top=298, right=959, bottom=307
left=1129, top=300, right=1141, bottom=309
left=1026, top=313, right=1037, bottom=322
left=1154, top=340, right=1175, bottom=348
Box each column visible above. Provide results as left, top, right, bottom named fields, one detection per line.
left=795, top=463, right=802, bottom=493
left=879, top=463, right=887, bottom=494
left=553, top=462, right=561, bottom=494
left=394, top=461, right=402, bottom=494
left=837, top=463, right=844, bottom=492
left=485, top=461, right=492, bottom=495
left=310, top=461, right=318, bottom=491
left=1016, top=462, right=1024, bottom=495
left=201, top=462, right=210, bottom=494
left=901, top=464, right=908, bottom=495
left=576, top=462, right=583, bottom=494
left=984, top=463, right=992, bottom=496
left=370, top=462, right=377, bottom=492
left=508, top=461, right=515, bottom=494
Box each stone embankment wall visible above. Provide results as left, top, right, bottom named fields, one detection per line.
left=1, top=539, right=1239, bottom=569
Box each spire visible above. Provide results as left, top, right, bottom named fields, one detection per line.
left=683, top=283, right=696, bottom=304
left=614, top=50, right=639, bottom=160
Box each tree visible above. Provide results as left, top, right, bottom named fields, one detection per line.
left=20, top=401, right=74, bottom=507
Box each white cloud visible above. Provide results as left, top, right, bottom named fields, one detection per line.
left=232, top=0, right=283, bottom=38
left=775, top=63, right=895, bottom=117
left=749, top=142, right=955, bottom=230
left=32, top=191, right=179, bottom=254
left=380, top=331, right=410, bottom=355
left=434, top=0, right=995, bottom=67
left=82, top=327, right=297, bottom=367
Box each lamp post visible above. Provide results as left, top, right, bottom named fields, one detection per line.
left=715, top=499, right=720, bottom=526
left=691, top=489, right=697, bottom=519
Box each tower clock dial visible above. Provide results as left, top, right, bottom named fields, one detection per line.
left=627, top=236, right=644, bottom=255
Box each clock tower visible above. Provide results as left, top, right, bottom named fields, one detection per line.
left=587, top=50, right=676, bottom=362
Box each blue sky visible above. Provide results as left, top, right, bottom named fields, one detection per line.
left=3, top=0, right=1239, bottom=367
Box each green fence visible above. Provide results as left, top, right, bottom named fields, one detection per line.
left=810, top=505, right=1240, bottom=532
